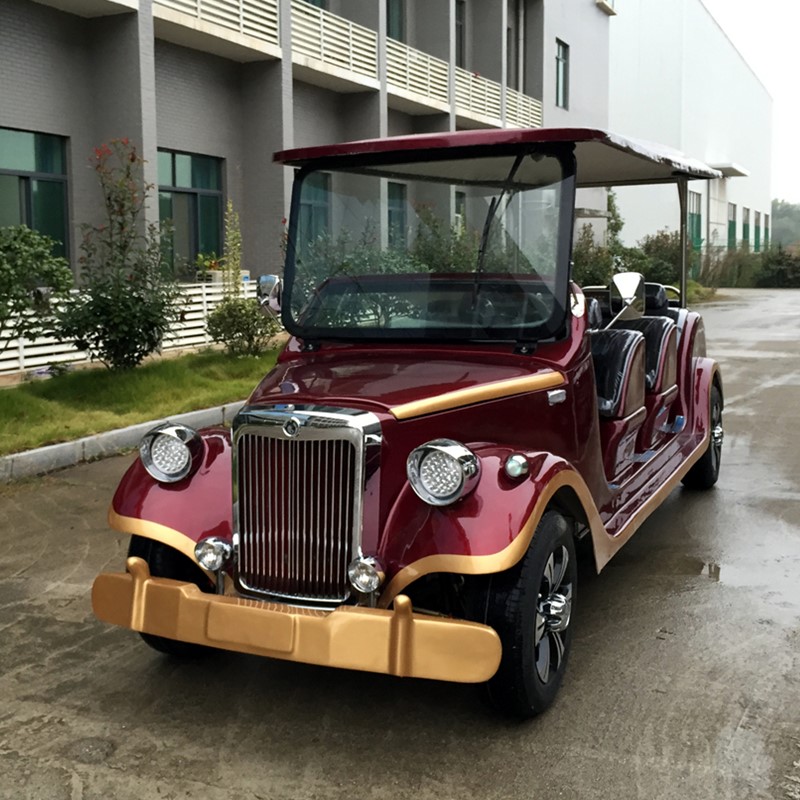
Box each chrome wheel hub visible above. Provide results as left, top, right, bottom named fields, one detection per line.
left=540, top=592, right=572, bottom=633
left=712, top=423, right=724, bottom=447
left=534, top=545, right=573, bottom=684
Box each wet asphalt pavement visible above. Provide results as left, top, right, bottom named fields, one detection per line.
left=1, top=288, right=798, bottom=800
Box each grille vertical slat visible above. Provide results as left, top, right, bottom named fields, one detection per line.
left=236, top=430, right=359, bottom=602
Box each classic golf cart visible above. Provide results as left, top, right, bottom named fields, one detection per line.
left=92, top=128, right=723, bottom=718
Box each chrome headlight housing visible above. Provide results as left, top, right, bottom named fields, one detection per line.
left=406, top=439, right=480, bottom=507
left=139, top=423, right=203, bottom=483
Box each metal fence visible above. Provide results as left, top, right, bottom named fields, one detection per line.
left=0, top=281, right=257, bottom=376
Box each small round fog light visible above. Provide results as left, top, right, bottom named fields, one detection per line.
left=347, top=556, right=384, bottom=594
left=194, top=537, right=233, bottom=572
left=505, top=454, right=530, bottom=479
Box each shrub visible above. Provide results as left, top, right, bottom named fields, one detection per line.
left=55, top=140, right=179, bottom=370
left=756, top=246, right=800, bottom=288
left=715, top=249, right=763, bottom=288
left=206, top=297, right=279, bottom=356
left=207, top=201, right=279, bottom=356
left=0, top=226, right=73, bottom=354
left=571, top=224, right=614, bottom=286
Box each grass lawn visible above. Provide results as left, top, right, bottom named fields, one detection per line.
left=0, top=348, right=280, bottom=457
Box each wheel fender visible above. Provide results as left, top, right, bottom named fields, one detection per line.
left=692, top=357, right=723, bottom=437
left=378, top=446, right=602, bottom=606
left=108, top=428, right=233, bottom=567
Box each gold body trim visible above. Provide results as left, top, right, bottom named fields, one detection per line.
left=380, top=431, right=709, bottom=605
left=107, top=508, right=213, bottom=579
left=389, top=371, right=565, bottom=420
left=92, top=557, right=502, bottom=683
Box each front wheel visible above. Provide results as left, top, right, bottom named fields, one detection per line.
left=682, top=383, right=723, bottom=490
left=127, top=536, right=214, bottom=658
left=483, top=511, right=577, bottom=718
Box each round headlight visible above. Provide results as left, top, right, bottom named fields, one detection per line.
left=347, top=556, right=384, bottom=594
left=406, top=439, right=480, bottom=506
left=139, top=423, right=203, bottom=483
left=195, top=536, right=233, bottom=572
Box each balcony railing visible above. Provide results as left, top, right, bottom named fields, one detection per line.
left=291, top=0, right=378, bottom=81
left=505, top=86, right=543, bottom=129
left=386, top=39, right=449, bottom=107
left=155, top=0, right=280, bottom=46
left=455, top=67, right=502, bottom=122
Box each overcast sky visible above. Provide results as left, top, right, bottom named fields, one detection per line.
left=700, top=0, right=799, bottom=203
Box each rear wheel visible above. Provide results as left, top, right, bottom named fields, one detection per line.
left=483, top=511, right=577, bottom=718
left=682, top=383, right=723, bottom=490
left=127, top=536, right=214, bottom=658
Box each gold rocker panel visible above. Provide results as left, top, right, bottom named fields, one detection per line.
left=92, top=557, right=502, bottom=684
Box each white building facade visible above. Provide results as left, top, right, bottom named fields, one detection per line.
left=609, top=0, right=773, bottom=255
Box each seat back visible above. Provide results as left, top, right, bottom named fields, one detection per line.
left=644, top=282, right=669, bottom=315
left=615, top=316, right=677, bottom=393
left=590, top=329, right=646, bottom=419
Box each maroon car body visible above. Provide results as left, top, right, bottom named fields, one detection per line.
left=93, top=128, right=723, bottom=717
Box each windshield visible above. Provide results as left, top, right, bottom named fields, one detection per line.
left=284, top=151, right=574, bottom=342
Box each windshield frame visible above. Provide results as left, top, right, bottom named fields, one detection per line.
left=281, top=142, right=577, bottom=345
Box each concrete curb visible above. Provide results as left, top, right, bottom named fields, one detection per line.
left=0, top=400, right=246, bottom=484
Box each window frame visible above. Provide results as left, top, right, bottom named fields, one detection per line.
left=0, top=127, right=69, bottom=259
left=727, top=202, right=736, bottom=251
left=157, top=148, right=224, bottom=269
left=387, top=0, right=406, bottom=42
left=555, top=39, right=570, bottom=110
left=455, top=0, right=467, bottom=68
left=387, top=180, right=408, bottom=249
left=742, top=207, right=750, bottom=248
left=688, top=190, right=702, bottom=250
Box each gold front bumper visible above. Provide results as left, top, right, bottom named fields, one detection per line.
left=92, top=557, right=502, bottom=683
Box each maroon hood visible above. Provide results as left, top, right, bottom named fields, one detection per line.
left=248, top=349, right=543, bottom=414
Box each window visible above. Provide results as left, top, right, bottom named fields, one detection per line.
left=303, top=0, right=326, bottom=7
left=555, top=40, right=569, bottom=109
left=387, top=0, right=405, bottom=42
left=455, top=190, right=467, bottom=233
left=764, top=214, right=770, bottom=250
left=158, top=149, right=223, bottom=270
left=298, top=171, right=330, bottom=257
left=455, top=0, right=466, bottom=68
left=742, top=207, right=750, bottom=248
left=727, top=203, right=736, bottom=251
left=507, top=0, right=522, bottom=91
left=387, top=182, right=407, bottom=249
left=754, top=211, right=761, bottom=252
left=688, top=191, right=702, bottom=250
left=0, top=127, right=68, bottom=258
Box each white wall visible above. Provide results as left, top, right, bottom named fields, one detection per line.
left=609, top=0, right=772, bottom=249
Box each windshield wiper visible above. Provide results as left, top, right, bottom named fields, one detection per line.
left=472, top=154, right=525, bottom=309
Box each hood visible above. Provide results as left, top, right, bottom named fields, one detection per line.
left=249, top=349, right=562, bottom=419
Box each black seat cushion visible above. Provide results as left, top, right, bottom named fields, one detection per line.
left=616, top=316, right=676, bottom=391
left=590, top=329, right=645, bottom=417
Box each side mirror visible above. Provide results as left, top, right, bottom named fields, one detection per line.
left=257, top=274, right=282, bottom=318
left=607, top=271, right=644, bottom=326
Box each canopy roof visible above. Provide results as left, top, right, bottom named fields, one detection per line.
left=275, top=127, right=721, bottom=187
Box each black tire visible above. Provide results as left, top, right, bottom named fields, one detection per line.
left=682, top=383, right=723, bottom=490
left=127, top=535, right=214, bottom=658
left=482, top=510, right=577, bottom=718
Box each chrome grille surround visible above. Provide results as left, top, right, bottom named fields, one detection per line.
left=232, top=404, right=381, bottom=607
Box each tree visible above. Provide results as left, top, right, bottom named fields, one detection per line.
left=771, top=199, right=800, bottom=248
left=0, top=226, right=73, bottom=354
left=206, top=201, right=279, bottom=356
left=55, top=140, right=180, bottom=370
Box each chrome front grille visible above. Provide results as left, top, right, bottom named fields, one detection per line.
left=233, top=406, right=380, bottom=605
